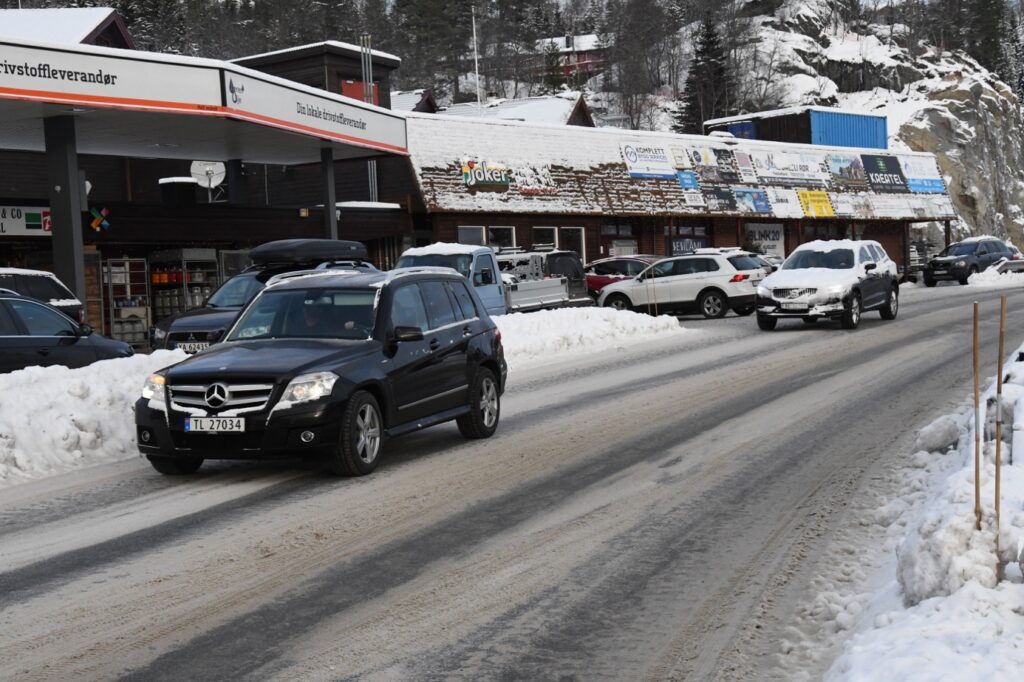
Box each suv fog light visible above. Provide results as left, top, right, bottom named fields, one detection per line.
left=140, top=429, right=152, bottom=443
left=300, top=430, right=316, bottom=443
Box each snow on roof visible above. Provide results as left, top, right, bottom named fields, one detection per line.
left=0, top=8, right=117, bottom=45
left=536, top=34, right=603, bottom=53
left=401, top=242, right=492, bottom=257
left=232, top=40, right=401, bottom=66
left=405, top=112, right=949, bottom=220
left=0, top=267, right=63, bottom=278
left=336, top=201, right=402, bottom=210
left=705, top=106, right=886, bottom=127
left=440, top=94, right=580, bottom=125
left=391, top=90, right=427, bottom=112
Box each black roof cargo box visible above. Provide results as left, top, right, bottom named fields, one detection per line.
left=250, top=239, right=368, bottom=265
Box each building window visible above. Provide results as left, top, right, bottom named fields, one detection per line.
left=533, top=227, right=557, bottom=248
left=559, top=226, right=585, bottom=257
left=665, top=223, right=708, bottom=237
left=487, top=226, right=516, bottom=249
left=458, top=226, right=485, bottom=245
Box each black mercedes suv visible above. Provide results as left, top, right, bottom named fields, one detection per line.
left=136, top=268, right=507, bottom=476
left=923, top=237, right=1011, bottom=286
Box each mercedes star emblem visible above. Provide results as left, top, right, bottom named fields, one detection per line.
left=205, top=383, right=230, bottom=409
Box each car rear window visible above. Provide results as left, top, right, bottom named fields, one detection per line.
left=727, top=255, right=763, bottom=271
left=0, top=302, right=19, bottom=334
left=546, top=254, right=584, bottom=279
left=0, top=273, right=74, bottom=302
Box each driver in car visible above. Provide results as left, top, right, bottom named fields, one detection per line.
left=300, top=300, right=338, bottom=337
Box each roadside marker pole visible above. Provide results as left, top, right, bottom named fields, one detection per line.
left=974, top=302, right=982, bottom=532
left=995, top=295, right=1006, bottom=579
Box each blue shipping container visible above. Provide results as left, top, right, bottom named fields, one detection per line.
left=809, top=110, right=887, bottom=150
left=727, top=121, right=756, bottom=139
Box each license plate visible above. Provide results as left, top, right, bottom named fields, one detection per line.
left=185, top=417, right=245, bottom=432
left=176, top=342, right=210, bottom=353
left=932, top=270, right=947, bottom=275
left=781, top=302, right=807, bottom=311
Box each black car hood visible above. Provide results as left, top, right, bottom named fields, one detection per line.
left=161, top=307, right=241, bottom=334
left=165, top=338, right=379, bottom=381
left=930, top=255, right=967, bottom=265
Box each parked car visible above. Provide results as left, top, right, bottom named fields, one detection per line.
left=136, top=267, right=506, bottom=476
left=0, top=267, right=84, bottom=322
left=923, top=237, right=1012, bottom=286
left=395, top=244, right=507, bottom=315
left=584, top=255, right=659, bottom=297
left=0, top=290, right=132, bottom=373
left=597, top=249, right=766, bottom=318
left=153, top=239, right=374, bottom=353
left=755, top=239, right=899, bottom=331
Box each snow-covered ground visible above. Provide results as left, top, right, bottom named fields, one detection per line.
left=0, top=308, right=690, bottom=488
left=823, top=343, right=1024, bottom=680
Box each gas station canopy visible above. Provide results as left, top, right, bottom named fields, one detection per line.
left=0, top=38, right=408, bottom=164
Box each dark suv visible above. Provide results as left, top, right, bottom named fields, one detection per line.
left=136, top=268, right=507, bottom=476
left=923, top=237, right=1011, bottom=286
left=153, top=239, right=374, bottom=353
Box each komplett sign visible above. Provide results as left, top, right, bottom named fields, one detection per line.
left=620, top=143, right=677, bottom=180
left=0, top=206, right=52, bottom=237
left=461, top=159, right=510, bottom=191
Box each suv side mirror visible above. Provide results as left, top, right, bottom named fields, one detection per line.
left=394, top=326, right=424, bottom=342
left=78, top=323, right=94, bottom=337
left=864, top=262, right=877, bottom=272
left=475, top=268, right=495, bottom=286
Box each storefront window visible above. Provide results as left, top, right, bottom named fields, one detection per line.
left=559, top=227, right=585, bottom=257
left=664, top=222, right=709, bottom=254
left=487, top=226, right=516, bottom=249
left=533, top=227, right=557, bottom=248
left=458, top=226, right=485, bottom=245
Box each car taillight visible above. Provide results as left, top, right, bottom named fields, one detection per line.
left=79, top=310, right=85, bottom=323
left=494, top=328, right=502, bottom=345
left=729, top=274, right=750, bottom=282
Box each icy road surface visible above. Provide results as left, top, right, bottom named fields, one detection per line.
left=1, top=283, right=1022, bottom=680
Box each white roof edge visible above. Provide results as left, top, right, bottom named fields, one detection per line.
left=704, top=106, right=888, bottom=126
left=231, top=40, right=401, bottom=65
left=404, top=111, right=934, bottom=159
left=336, top=201, right=402, bottom=209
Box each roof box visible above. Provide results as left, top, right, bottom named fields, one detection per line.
left=250, top=239, right=368, bottom=266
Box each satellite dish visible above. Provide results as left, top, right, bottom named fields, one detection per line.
left=190, top=161, right=227, bottom=189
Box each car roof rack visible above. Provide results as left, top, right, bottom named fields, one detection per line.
left=250, top=238, right=369, bottom=266
left=265, top=268, right=369, bottom=287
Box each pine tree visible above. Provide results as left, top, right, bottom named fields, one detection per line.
left=673, top=14, right=734, bottom=135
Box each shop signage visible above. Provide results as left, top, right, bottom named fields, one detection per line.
left=897, top=155, right=946, bottom=193
left=764, top=188, right=803, bottom=218
left=688, top=147, right=741, bottom=185
left=749, top=150, right=828, bottom=188
left=702, top=187, right=738, bottom=212
left=677, top=171, right=699, bottom=189
left=461, top=159, right=510, bottom=191
left=732, top=151, right=758, bottom=184
left=0, top=206, right=52, bottom=237
left=513, top=165, right=558, bottom=195
left=733, top=188, right=772, bottom=214
left=868, top=194, right=911, bottom=218
left=862, top=154, right=908, bottom=193
left=620, top=143, right=677, bottom=179
left=745, top=222, right=785, bottom=258
left=826, top=153, right=870, bottom=191
left=221, top=70, right=408, bottom=153
left=798, top=190, right=835, bottom=218
left=681, top=190, right=705, bottom=207
left=829, top=192, right=875, bottom=219
left=90, top=207, right=111, bottom=231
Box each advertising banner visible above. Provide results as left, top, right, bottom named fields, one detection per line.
left=732, top=151, right=759, bottom=184
left=745, top=222, right=785, bottom=258
left=868, top=194, right=911, bottom=218
left=733, top=187, right=772, bottom=214
left=688, top=147, right=740, bottom=184
left=677, top=171, right=700, bottom=189
left=798, top=190, right=836, bottom=218
left=929, top=194, right=957, bottom=218
left=748, top=150, right=828, bottom=188
left=862, top=154, right=909, bottom=193
left=764, top=188, right=804, bottom=218
left=702, top=187, right=738, bottom=212
left=0, top=206, right=52, bottom=237
left=619, top=143, right=677, bottom=179
left=461, top=158, right=510, bottom=192
left=512, top=165, right=558, bottom=195
left=826, top=153, right=870, bottom=191
left=681, top=190, right=706, bottom=207
left=828, top=192, right=875, bottom=219
left=898, top=154, right=946, bottom=193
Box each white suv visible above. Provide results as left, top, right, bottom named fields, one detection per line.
left=755, top=239, right=899, bottom=330
left=598, top=250, right=766, bottom=318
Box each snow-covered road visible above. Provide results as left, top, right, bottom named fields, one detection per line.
left=1, top=283, right=1023, bottom=680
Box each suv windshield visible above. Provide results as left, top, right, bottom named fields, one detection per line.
left=227, top=288, right=377, bottom=341
left=783, top=249, right=855, bottom=270
left=207, top=274, right=265, bottom=308
left=941, top=242, right=979, bottom=257
left=395, top=254, right=473, bottom=278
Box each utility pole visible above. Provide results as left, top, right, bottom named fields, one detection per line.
left=472, top=4, right=482, bottom=112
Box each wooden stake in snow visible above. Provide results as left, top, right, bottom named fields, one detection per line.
left=995, top=295, right=1006, bottom=578
left=974, top=301, right=982, bottom=532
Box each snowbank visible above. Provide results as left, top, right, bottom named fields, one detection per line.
left=827, top=342, right=1024, bottom=680
left=494, top=307, right=688, bottom=370
left=0, top=309, right=687, bottom=487
left=966, top=267, right=1024, bottom=290
left=0, top=351, right=186, bottom=487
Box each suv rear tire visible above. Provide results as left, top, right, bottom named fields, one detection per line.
left=756, top=314, right=777, bottom=331
left=841, top=293, right=862, bottom=330
left=147, top=455, right=203, bottom=475
left=880, top=286, right=899, bottom=320
left=604, top=293, right=632, bottom=312
left=328, top=391, right=383, bottom=476
left=924, top=274, right=937, bottom=287
left=698, top=289, right=728, bottom=319
left=457, top=368, right=500, bottom=439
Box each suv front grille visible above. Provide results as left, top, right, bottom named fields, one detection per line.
left=773, top=288, right=817, bottom=299
left=169, top=382, right=275, bottom=414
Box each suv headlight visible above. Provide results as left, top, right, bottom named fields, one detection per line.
left=825, top=284, right=846, bottom=295
left=141, top=373, right=166, bottom=401
left=278, top=371, right=339, bottom=408
left=757, top=285, right=770, bottom=297
left=955, top=260, right=966, bottom=268
left=152, top=326, right=167, bottom=342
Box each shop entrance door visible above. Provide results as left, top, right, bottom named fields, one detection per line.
left=559, top=226, right=586, bottom=259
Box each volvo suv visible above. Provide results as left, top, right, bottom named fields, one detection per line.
left=136, top=268, right=506, bottom=476
left=755, top=239, right=898, bottom=330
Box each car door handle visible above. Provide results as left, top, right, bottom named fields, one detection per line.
left=429, top=338, right=440, bottom=350
left=36, top=348, right=50, bottom=356
left=462, top=326, right=472, bottom=337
